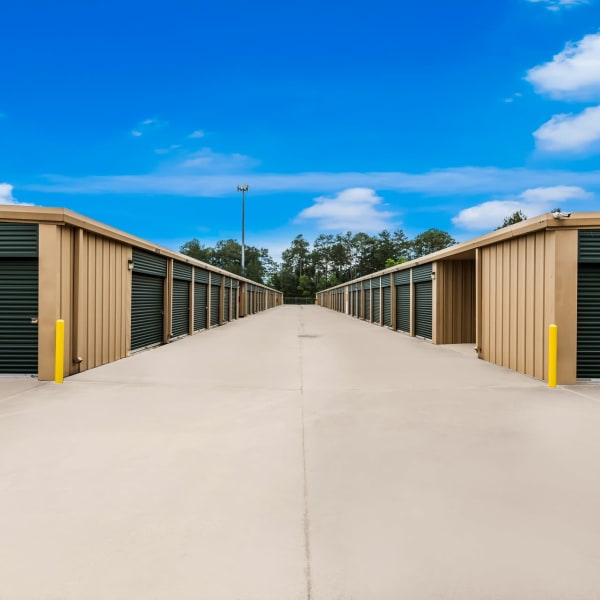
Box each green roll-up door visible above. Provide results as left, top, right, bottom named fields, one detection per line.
left=412, top=264, right=432, bottom=283
left=223, top=287, right=230, bottom=323
left=364, top=289, right=371, bottom=321
left=577, top=231, right=600, bottom=378
left=0, top=259, right=39, bottom=374
left=352, top=291, right=357, bottom=316
left=132, top=248, right=167, bottom=277
left=396, top=285, right=410, bottom=333
left=210, top=284, right=220, bottom=327
left=395, top=270, right=410, bottom=285
left=195, top=268, right=209, bottom=284
left=171, top=279, right=189, bottom=338
left=194, top=282, right=207, bottom=331
left=0, top=224, right=39, bottom=374
left=383, top=287, right=392, bottom=327
left=173, top=261, right=192, bottom=281
left=372, top=286, right=381, bottom=324
left=0, top=223, right=38, bottom=256
left=131, top=273, right=164, bottom=350
left=414, top=280, right=432, bottom=340
left=232, top=282, right=238, bottom=320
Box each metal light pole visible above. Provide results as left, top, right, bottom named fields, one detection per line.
left=237, top=184, right=249, bottom=274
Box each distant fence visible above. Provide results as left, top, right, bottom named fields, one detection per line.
left=284, top=297, right=316, bottom=305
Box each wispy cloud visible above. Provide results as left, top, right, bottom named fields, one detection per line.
left=527, top=0, right=591, bottom=11
left=155, top=144, right=182, bottom=155
left=296, top=188, right=396, bottom=232
left=504, top=92, right=523, bottom=104
left=0, top=183, right=34, bottom=206
left=179, top=148, right=259, bottom=172
left=20, top=167, right=600, bottom=198
left=452, top=185, right=593, bottom=230
left=534, top=105, right=600, bottom=152
left=188, top=130, right=205, bottom=139
left=130, top=117, right=168, bottom=137
left=526, top=33, right=600, bottom=100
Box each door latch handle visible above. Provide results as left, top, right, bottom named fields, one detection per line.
left=31, top=318, right=38, bottom=324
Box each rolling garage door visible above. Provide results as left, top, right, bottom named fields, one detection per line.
left=413, top=264, right=432, bottom=340
left=395, top=270, right=410, bottom=333
left=372, top=281, right=381, bottom=325
left=382, top=275, right=392, bottom=328
left=0, top=224, right=38, bottom=374
left=172, top=262, right=192, bottom=338
left=194, top=268, right=208, bottom=331
left=210, top=273, right=221, bottom=327
left=131, top=248, right=166, bottom=351
left=364, top=282, right=371, bottom=321
left=232, top=281, right=238, bottom=319
left=577, top=231, right=600, bottom=378
left=223, top=279, right=231, bottom=323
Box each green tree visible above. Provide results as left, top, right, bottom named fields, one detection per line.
left=496, top=210, right=527, bottom=230
left=179, top=238, right=213, bottom=263
left=180, top=238, right=274, bottom=285
left=410, top=228, right=456, bottom=258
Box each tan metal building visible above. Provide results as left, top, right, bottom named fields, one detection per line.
left=317, top=213, right=600, bottom=384
left=0, top=206, right=283, bottom=380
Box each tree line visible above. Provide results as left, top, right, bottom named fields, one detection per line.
left=179, top=211, right=538, bottom=297
left=180, top=228, right=456, bottom=298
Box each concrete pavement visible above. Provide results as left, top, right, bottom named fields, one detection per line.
left=1, top=305, right=600, bottom=599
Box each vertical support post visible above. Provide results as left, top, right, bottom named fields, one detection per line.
left=55, top=319, right=64, bottom=384
left=548, top=324, right=558, bottom=388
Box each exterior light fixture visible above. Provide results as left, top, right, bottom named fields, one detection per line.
left=128, top=259, right=134, bottom=271
left=237, top=184, right=249, bottom=274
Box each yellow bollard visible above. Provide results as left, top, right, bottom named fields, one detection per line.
left=548, top=324, right=557, bottom=388
left=55, top=319, right=64, bottom=384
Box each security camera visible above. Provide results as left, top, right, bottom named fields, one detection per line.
left=552, top=211, right=572, bottom=219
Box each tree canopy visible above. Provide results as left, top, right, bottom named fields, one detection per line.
left=179, top=227, right=457, bottom=297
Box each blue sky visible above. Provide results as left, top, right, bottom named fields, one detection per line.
left=1, top=0, right=600, bottom=258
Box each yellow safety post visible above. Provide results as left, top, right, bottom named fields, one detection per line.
left=55, top=319, right=64, bottom=384
left=548, top=324, right=557, bottom=388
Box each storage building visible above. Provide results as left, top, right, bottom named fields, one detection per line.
left=317, top=213, right=600, bottom=384
left=0, top=206, right=282, bottom=380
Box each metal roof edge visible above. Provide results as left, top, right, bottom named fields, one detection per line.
left=317, top=212, right=600, bottom=293
left=0, top=205, right=281, bottom=293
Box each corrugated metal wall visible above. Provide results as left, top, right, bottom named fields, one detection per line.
left=480, top=233, right=548, bottom=380
left=2, top=215, right=282, bottom=380
left=436, top=260, right=475, bottom=344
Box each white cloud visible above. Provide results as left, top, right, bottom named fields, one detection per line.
left=20, top=167, right=600, bottom=198
left=188, top=130, right=205, bottom=139
left=526, top=33, right=600, bottom=100
left=527, top=0, right=591, bottom=11
left=154, top=144, right=181, bottom=155
left=504, top=92, right=523, bottom=103
left=180, top=148, right=259, bottom=172
left=0, top=183, right=33, bottom=206
left=519, top=184, right=592, bottom=202
left=296, top=188, right=395, bottom=232
left=534, top=104, right=600, bottom=152
left=452, top=185, right=593, bottom=230
left=131, top=117, right=167, bottom=137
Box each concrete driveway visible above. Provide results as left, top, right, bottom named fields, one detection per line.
left=1, top=305, right=600, bottom=599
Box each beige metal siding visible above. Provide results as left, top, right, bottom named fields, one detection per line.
left=479, top=230, right=577, bottom=382
left=75, top=230, right=131, bottom=373
left=436, top=260, right=475, bottom=344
